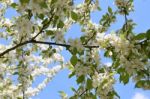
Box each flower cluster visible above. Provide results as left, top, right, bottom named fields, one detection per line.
left=96, top=32, right=146, bottom=75
left=68, top=38, right=84, bottom=52
left=74, top=62, right=92, bottom=76
left=0, top=44, right=65, bottom=98
left=92, top=71, right=115, bottom=98
left=115, top=0, right=134, bottom=14
left=13, top=17, right=34, bottom=41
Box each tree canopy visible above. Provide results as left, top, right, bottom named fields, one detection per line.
left=0, top=0, right=149, bottom=99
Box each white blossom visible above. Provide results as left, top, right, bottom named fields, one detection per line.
left=14, top=17, right=33, bottom=41
left=68, top=38, right=84, bottom=52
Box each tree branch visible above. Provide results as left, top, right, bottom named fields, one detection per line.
left=84, top=32, right=96, bottom=45
left=0, top=41, right=30, bottom=57
left=79, top=89, right=88, bottom=96
left=31, top=40, right=99, bottom=48
left=0, top=40, right=99, bottom=57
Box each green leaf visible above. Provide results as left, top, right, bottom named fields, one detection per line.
left=97, top=6, right=101, bottom=11
left=46, top=30, right=54, bottom=35
left=59, top=91, right=67, bottom=98
left=113, top=59, right=120, bottom=68
left=76, top=75, right=84, bottom=84
left=104, top=50, right=110, bottom=57
left=86, top=78, right=93, bottom=90
left=135, top=80, right=150, bottom=88
left=85, top=0, right=90, bottom=3
left=57, top=20, right=64, bottom=28
left=117, top=67, right=125, bottom=74
left=70, top=95, right=78, bottom=99
left=99, top=68, right=105, bottom=73
left=19, top=0, right=29, bottom=4
left=51, top=0, right=57, bottom=4
left=69, top=71, right=75, bottom=78
left=70, top=48, right=77, bottom=55
left=146, top=29, right=150, bottom=39
left=53, top=16, right=59, bottom=27
left=42, top=18, right=50, bottom=29
left=135, top=80, right=144, bottom=88
left=11, top=3, right=18, bottom=8
left=134, top=33, right=146, bottom=40
left=80, top=36, right=86, bottom=43
left=17, top=97, right=22, bottom=99
left=30, top=75, right=33, bottom=80
left=38, top=14, right=44, bottom=20
left=108, top=6, right=113, bottom=14
left=13, top=72, right=18, bottom=75
left=71, top=11, right=78, bottom=21
left=42, top=18, right=49, bottom=25
left=71, top=87, right=77, bottom=93
left=70, top=55, right=78, bottom=66
left=112, top=90, right=120, bottom=99
left=119, top=73, right=129, bottom=85
left=40, top=2, right=48, bottom=8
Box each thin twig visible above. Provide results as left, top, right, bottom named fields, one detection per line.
left=79, top=89, right=88, bottom=96
left=31, top=10, right=55, bottom=40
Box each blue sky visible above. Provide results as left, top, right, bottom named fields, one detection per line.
left=1, top=0, right=150, bottom=99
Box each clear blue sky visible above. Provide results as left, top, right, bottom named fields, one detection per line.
left=1, top=0, right=150, bottom=99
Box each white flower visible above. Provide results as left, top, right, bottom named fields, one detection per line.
left=54, top=31, right=64, bottom=43
left=38, top=44, right=49, bottom=50
left=29, top=0, right=48, bottom=14
left=74, top=62, right=92, bottom=76
left=52, top=53, right=64, bottom=62
left=68, top=38, right=84, bottom=52
left=89, top=0, right=99, bottom=11
left=55, top=46, right=63, bottom=52
left=96, top=33, right=105, bottom=43
left=14, top=17, right=33, bottom=40
left=1, top=0, right=13, bottom=5
left=3, top=18, right=12, bottom=27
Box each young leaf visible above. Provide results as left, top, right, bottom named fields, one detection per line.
left=134, top=33, right=146, bottom=40
left=71, top=11, right=78, bottom=21
left=108, top=6, right=113, bottom=14
left=11, top=3, right=18, bottom=8
left=119, top=73, right=129, bottom=85
left=19, top=0, right=29, bottom=4
left=70, top=55, right=78, bottom=66
left=86, top=78, right=93, bottom=90
left=76, top=75, right=85, bottom=84
left=57, top=20, right=64, bottom=28
left=46, top=30, right=54, bottom=35
left=69, top=71, right=75, bottom=78
left=146, top=29, right=150, bottom=39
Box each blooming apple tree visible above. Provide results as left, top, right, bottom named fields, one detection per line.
left=0, top=0, right=150, bottom=99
